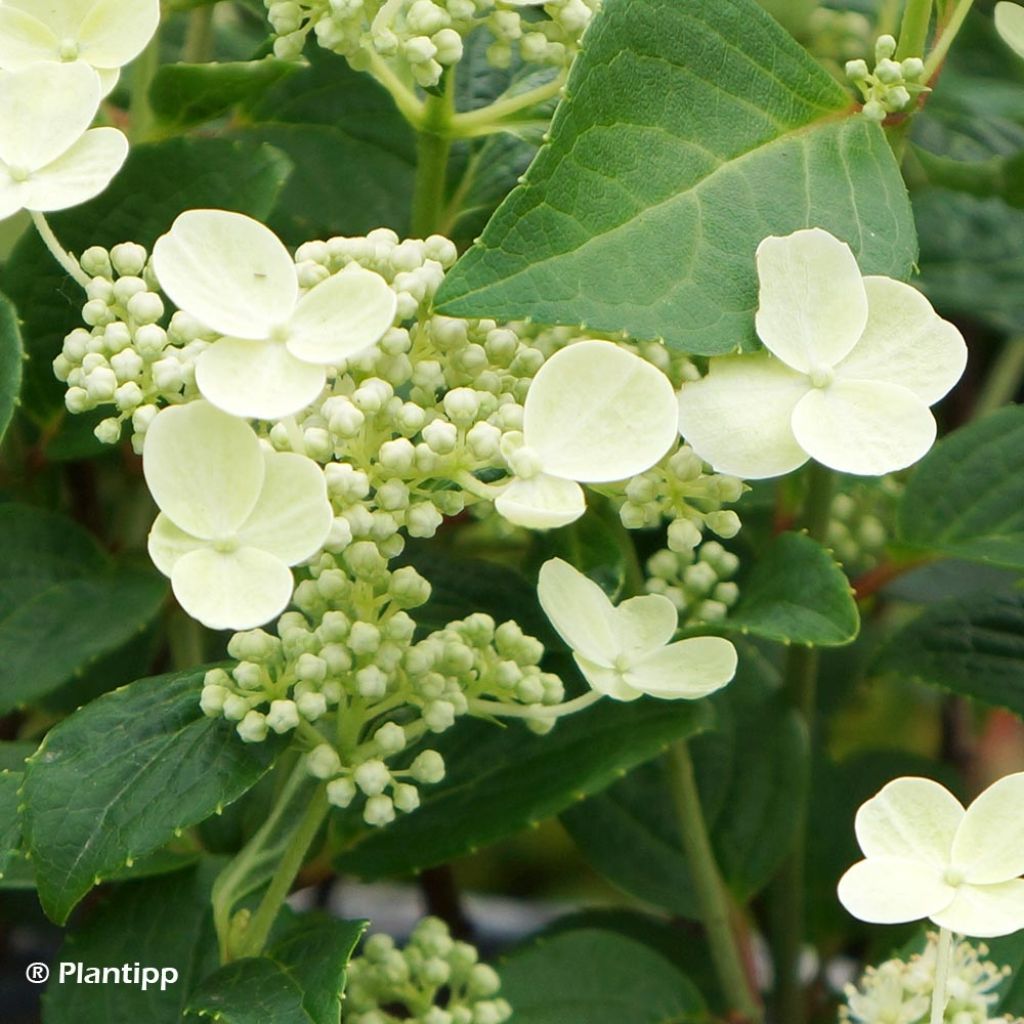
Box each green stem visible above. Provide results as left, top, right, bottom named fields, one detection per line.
left=183, top=5, right=216, bottom=63
left=411, top=81, right=455, bottom=238
left=771, top=463, right=834, bottom=1024
left=930, top=928, right=953, bottom=1024
left=368, top=53, right=425, bottom=128
left=667, top=741, right=762, bottom=1024
left=974, top=336, right=1024, bottom=419
left=449, top=72, right=566, bottom=138
left=129, top=31, right=162, bottom=143
left=30, top=212, right=90, bottom=288
left=923, top=0, right=976, bottom=78
left=467, top=691, right=602, bottom=720
left=897, top=0, right=934, bottom=58
left=237, top=785, right=330, bottom=958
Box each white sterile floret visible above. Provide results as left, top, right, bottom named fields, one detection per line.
left=677, top=228, right=967, bottom=479
left=838, top=774, right=1024, bottom=938
left=0, top=63, right=128, bottom=222
left=537, top=558, right=737, bottom=701
left=495, top=341, right=679, bottom=530
left=142, top=401, right=333, bottom=630
left=996, top=2, right=1024, bottom=58
left=0, top=0, right=160, bottom=96
left=152, top=210, right=398, bottom=419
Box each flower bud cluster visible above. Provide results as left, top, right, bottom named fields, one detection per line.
left=846, top=34, right=928, bottom=121
left=51, top=243, right=210, bottom=452
left=807, top=7, right=872, bottom=68
left=346, top=918, right=512, bottom=1024
left=266, top=0, right=596, bottom=89
left=645, top=541, right=740, bottom=626
left=612, top=443, right=745, bottom=555
left=840, top=932, right=1020, bottom=1024
left=827, top=478, right=899, bottom=575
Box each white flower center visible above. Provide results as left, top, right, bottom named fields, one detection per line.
left=509, top=445, right=543, bottom=480
left=613, top=654, right=632, bottom=674
left=943, top=864, right=967, bottom=887
left=808, top=364, right=835, bottom=389
left=212, top=535, right=240, bottom=554
left=7, top=165, right=30, bottom=183
left=268, top=322, right=291, bottom=344
left=58, top=38, right=80, bottom=61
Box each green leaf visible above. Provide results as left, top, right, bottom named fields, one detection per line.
left=150, top=59, right=300, bottom=128
left=0, top=769, right=22, bottom=879
left=22, top=667, right=281, bottom=923
left=561, top=647, right=806, bottom=917
left=235, top=49, right=415, bottom=244
left=722, top=532, right=859, bottom=646
left=335, top=696, right=711, bottom=878
left=897, top=405, right=1024, bottom=568
left=875, top=588, right=1024, bottom=715
left=434, top=0, right=916, bottom=353
left=42, top=862, right=222, bottom=1024
left=269, top=915, right=368, bottom=1024
left=184, top=958, right=313, bottom=1024
left=0, top=504, right=167, bottom=712
left=0, top=292, right=23, bottom=443
left=529, top=506, right=628, bottom=600
left=498, top=927, right=707, bottom=1024
left=1, top=136, right=292, bottom=420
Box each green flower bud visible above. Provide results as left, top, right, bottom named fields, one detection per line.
left=357, top=665, right=389, bottom=698
left=467, top=964, right=501, bottom=998
left=327, top=776, right=357, bottom=808
left=874, top=33, right=897, bottom=60
left=237, top=710, right=269, bottom=743
left=364, top=793, right=396, bottom=826
left=424, top=700, right=456, bottom=732
left=297, top=691, right=328, bottom=721
left=267, top=699, right=300, bottom=734
left=374, top=721, right=407, bottom=754
left=350, top=621, right=382, bottom=655
left=410, top=749, right=445, bottom=784
left=308, top=743, right=343, bottom=779
left=393, top=782, right=420, bottom=813
left=200, top=684, right=230, bottom=717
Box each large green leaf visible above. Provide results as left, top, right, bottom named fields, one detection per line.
left=335, top=696, right=711, bottom=878
left=0, top=504, right=167, bottom=711
left=0, top=769, right=22, bottom=879
left=897, top=405, right=1024, bottom=568
left=875, top=589, right=1024, bottom=715
left=561, top=647, right=806, bottom=917
left=721, top=532, right=860, bottom=646
left=434, top=0, right=916, bottom=353
left=1, top=137, right=291, bottom=420
left=184, top=958, right=313, bottom=1024
left=42, top=862, right=222, bottom=1024
left=0, top=292, right=22, bottom=443
left=499, top=927, right=707, bottom=1024
left=22, top=667, right=281, bottom=923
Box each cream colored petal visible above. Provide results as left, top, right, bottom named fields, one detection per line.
left=628, top=637, right=738, bottom=700
left=854, top=776, right=963, bottom=866
left=574, top=654, right=642, bottom=702
left=0, top=175, right=30, bottom=222
left=5, top=0, right=86, bottom=36
left=286, top=267, right=397, bottom=366
left=195, top=337, right=327, bottom=420
left=96, top=65, right=119, bottom=96
left=142, top=401, right=265, bottom=540
left=524, top=341, right=679, bottom=483
left=996, top=2, right=1024, bottom=59
left=791, top=380, right=936, bottom=476
left=931, top=879, right=1024, bottom=938
left=755, top=228, right=868, bottom=373
left=612, top=595, right=678, bottom=658
left=835, top=277, right=967, bottom=405
left=493, top=474, right=587, bottom=530
left=0, top=8, right=60, bottom=67
left=147, top=512, right=205, bottom=577
left=171, top=546, right=295, bottom=631
left=537, top=557, right=617, bottom=666
left=152, top=209, right=298, bottom=340
left=237, top=451, right=332, bottom=566
left=0, top=62, right=100, bottom=170
left=837, top=857, right=955, bottom=925
left=676, top=353, right=809, bottom=479
left=951, top=772, right=1024, bottom=884
left=78, top=0, right=160, bottom=68
left=21, top=127, right=127, bottom=212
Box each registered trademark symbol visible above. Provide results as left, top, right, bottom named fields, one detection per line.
left=26, top=962, right=50, bottom=983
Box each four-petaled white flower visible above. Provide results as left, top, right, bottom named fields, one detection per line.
left=143, top=401, right=333, bottom=631
left=537, top=558, right=738, bottom=701
left=677, top=228, right=967, bottom=479
left=996, top=2, right=1024, bottom=59
left=0, top=62, right=128, bottom=222
left=152, top=209, right=399, bottom=420
left=838, top=774, right=1024, bottom=938
left=0, top=0, right=159, bottom=96
left=495, top=340, right=679, bottom=530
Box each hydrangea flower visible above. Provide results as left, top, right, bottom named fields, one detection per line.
left=996, top=2, right=1024, bottom=59
left=143, top=401, right=333, bottom=631
left=152, top=210, right=398, bottom=420
left=838, top=774, right=1024, bottom=938
left=677, top=228, right=967, bottom=479
left=496, top=341, right=679, bottom=529
left=537, top=557, right=737, bottom=701
left=0, top=62, right=128, bottom=222
left=0, top=0, right=160, bottom=95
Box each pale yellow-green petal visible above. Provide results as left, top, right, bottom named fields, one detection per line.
left=612, top=595, right=678, bottom=658
left=0, top=8, right=60, bottom=68
left=524, top=340, right=678, bottom=483
left=996, top=2, right=1024, bottom=59
left=931, top=879, right=1024, bottom=938
left=574, top=654, right=642, bottom=702
left=537, top=557, right=617, bottom=666
left=628, top=636, right=737, bottom=700
left=21, top=127, right=127, bottom=213
left=755, top=228, right=868, bottom=373
left=78, top=0, right=160, bottom=68
left=951, top=772, right=1024, bottom=884
left=147, top=512, right=205, bottom=577
left=837, top=857, right=955, bottom=925
left=493, top=473, right=587, bottom=530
